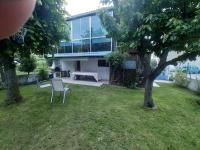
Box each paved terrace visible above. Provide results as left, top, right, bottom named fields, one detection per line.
left=61, top=78, right=109, bottom=87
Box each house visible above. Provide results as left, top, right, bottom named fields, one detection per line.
left=50, top=9, right=137, bottom=82
left=51, top=9, right=114, bottom=81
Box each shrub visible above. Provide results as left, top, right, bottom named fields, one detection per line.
left=174, top=69, right=189, bottom=88
left=38, top=69, right=48, bottom=81
left=19, top=56, right=36, bottom=76
left=123, top=70, right=137, bottom=89
left=106, top=52, right=125, bottom=84
left=106, top=51, right=125, bottom=69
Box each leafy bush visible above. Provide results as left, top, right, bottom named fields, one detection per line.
left=38, top=69, right=48, bottom=81
left=174, top=69, right=189, bottom=88
left=106, top=51, right=125, bottom=69
left=19, top=56, right=36, bottom=76
left=123, top=70, right=137, bottom=89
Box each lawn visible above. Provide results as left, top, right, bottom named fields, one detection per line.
left=0, top=83, right=200, bottom=150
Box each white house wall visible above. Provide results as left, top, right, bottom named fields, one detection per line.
left=80, top=59, right=97, bottom=72
left=60, top=60, right=76, bottom=72
left=59, top=58, right=110, bottom=81
left=80, top=58, right=110, bottom=80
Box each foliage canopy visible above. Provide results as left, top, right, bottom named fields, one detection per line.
left=100, top=0, right=200, bottom=108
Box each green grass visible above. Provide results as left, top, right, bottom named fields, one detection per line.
left=0, top=84, right=200, bottom=150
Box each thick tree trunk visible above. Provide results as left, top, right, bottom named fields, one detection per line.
left=141, top=54, right=156, bottom=108
left=0, top=39, right=22, bottom=104
left=144, top=78, right=155, bottom=108
left=4, top=67, right=22, bottom=104
left=0, top=66, right=5, bottom=81
left=0, top=66, right=6, bottom=88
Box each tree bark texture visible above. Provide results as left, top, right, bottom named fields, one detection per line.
left=142, top=54, right=156, bottom=108
left=4, top=66, right=22, bottom=104
left=0, top=65, right=6, bottom=88
left=144, top=78, right=155, bottom=108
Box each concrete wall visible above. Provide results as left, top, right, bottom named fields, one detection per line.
left=59, top=58, right=110, bottom=81
left=61, top=60, right=76, bottom=72
left=18, top=74, right=38, bottom=85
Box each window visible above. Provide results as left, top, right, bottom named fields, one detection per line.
left=58, top=42, right=66, bottom=53
left=82, top=39, right=90, bottom=52
left=92, top=38, right=111, bottom=52
left=72, top=19, right=81, bottom=39
left=81, top=17, right=90, bottom=38
left=98, top=60, right=109, bottom=67
left=73, top=40, right=82, bottom=53
left=59, top=15, right=112, bottom=54
left=64, top=42, right=72, bottom=53
left=58, top=47, right=65, bottom=53
left=73, top=40, right=90, bottom=53
left=92, top=15, right=107, bottom=37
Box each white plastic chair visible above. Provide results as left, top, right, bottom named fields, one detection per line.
left=50, top=79, right=70, bottom=103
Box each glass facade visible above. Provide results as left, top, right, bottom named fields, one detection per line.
left=92, top=38, right=111, bottom=52
left=72, top=19, right=81, bottom=39
left=82, top=39, right=90, bottom=52
left=81, top=17, right=90, bottom=38
left=72, top=39, right=90, bottom=53
left=58, top=41, right=72, bottom=53
left=64, top=42, right=72, bottom=53
left=58, top=14, right=112, bottom=54
left=91, top=15, right=107, bottom=37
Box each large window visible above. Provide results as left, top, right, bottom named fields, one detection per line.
left=73, top=39, right=90, bottom=53
left=73, top=40, right=82, bottom=53
left=58, top=14, right=112, bottom=54
left=64, top=42, right=72, bottom=53
left=72, top=19, right=81, bottom=39
left=81, top=17, right=90, bottom=38
left=72, top=17, right=90, bottom=39
left=98, top=60, right=109, bottom=67
left=92, top=38, right=111, bottom=52
left=92, top=15, right=107, bottom=37
left=82, top=39, right=90, bottom=52
left=58, top=42, right=66, bottom=53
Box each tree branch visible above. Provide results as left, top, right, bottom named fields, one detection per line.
left=151, top=51, right=200, bottom=80
left=150, top=50, right=168, bottom=80
left=166, top=52, right=199, bottom=66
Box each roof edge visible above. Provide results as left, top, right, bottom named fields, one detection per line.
left=67, top=7, right=113, bottom=21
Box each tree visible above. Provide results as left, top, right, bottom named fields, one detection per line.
left=100, top=0, right=200, bottom=108
left=19, top=56, right=36, bottom=76
left=0, top=0, right=68, bottom=104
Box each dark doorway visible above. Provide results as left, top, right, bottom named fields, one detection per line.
left=76, top=61, right=81, bottom=71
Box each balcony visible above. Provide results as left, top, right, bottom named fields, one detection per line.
left=54, top=14, right=113, bottom=58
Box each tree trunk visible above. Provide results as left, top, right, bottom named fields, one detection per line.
left=4, top=67, right=22, bottom=104
left=142, top=54, right=155, bottom=108
left=0, top=66, right=6, bottom=89
left=0, top=39, right=22, bottom=104
left=144, top=78, right=155, bottom=108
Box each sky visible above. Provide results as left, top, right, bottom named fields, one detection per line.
left=65, top=0, right=102, bottom=16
